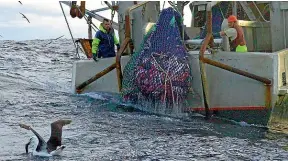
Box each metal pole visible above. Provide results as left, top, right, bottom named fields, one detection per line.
left=202, top=58, right=272, bottom=85
left=76, top=63, right=117, bottom=93
left=77, top=6, right=99, bottom=31
left=91, top=7, right=110, bottom=13
left=59, top=2, right=79, bottom=58
left=88, top=16, right=92, bottom=39
left=104, top=1, right=113, bottom=10
left=283, top=10, right=287, bottom=48
left=233, top=1, right=237, bottom=16
left=60, top=1, right=119, bottom=30
left=116, top=38, right=131, bottom=91
left=84, top=14, right=99, bottom=31
left=199, top=2, right=219, bottom=119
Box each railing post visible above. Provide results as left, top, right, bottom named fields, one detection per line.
left=199, top=2, right=272, bottom=118
left=116, top=38, right=131, bottom=92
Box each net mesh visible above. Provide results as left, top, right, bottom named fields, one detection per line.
left=121, top=7, right=193, bottom=114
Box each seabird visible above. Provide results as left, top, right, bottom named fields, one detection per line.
left=53, top=35, right=65, bottom=40
left=19, top=119, right=72, bottom=157
left=18, top=1, right=22, bottom=5
left=43, top=35, right=65, bottom=46
left=19, top=12, right=30, bottom=23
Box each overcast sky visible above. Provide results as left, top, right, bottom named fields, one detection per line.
left=0, top=1, right=192, bottom=41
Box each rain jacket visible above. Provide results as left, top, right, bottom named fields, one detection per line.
left=92, top=23, right=120, bottom=58
left=230, top=24, right=246, bottom=52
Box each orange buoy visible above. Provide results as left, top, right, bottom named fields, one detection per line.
left=77, top=1, right=86, bottom=19
left=70, top=1, right=77, bottom=18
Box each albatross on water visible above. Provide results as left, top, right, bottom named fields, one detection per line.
left=19, top=119, right=72, bottom=157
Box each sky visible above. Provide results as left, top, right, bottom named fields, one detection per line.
left=0, top=1, right=192, bottom=41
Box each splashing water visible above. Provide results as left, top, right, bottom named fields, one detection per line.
left=0, top=39, right=287, bottom=160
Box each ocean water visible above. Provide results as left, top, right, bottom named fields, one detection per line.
left=0, top=39, right=288, bottom=161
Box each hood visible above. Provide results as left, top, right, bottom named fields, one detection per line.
left=99, top=23, right=114, bottom=34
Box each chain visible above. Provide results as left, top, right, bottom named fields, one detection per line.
left=227, top=2, right=232, bottom=18
left=87, top=15, right=92, bottom=24
left=111, top=9, right=115, bottom=23
left=142, top=4, right=146, bottom=17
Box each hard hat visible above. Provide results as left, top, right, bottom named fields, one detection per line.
left=227, top=15, right=237, bottom=22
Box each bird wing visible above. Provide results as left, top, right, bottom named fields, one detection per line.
left=19, top=12, right=24, bottom=17
left=25, top=17, right=30, bottom=23
left=19, top=12, right=30, bottom=23
left=46, top=120, right=71, bottom=152
left=53, top=35, right=64, bottom=40
left=25, top=140, right=30, bottom=153
left=19, top=123, right=47, bottom=152
left=43, top=41, right=52, bottom=46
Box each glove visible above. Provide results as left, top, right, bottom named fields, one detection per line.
left=212, top=32, right=221, bottom=37
left=92, top=53, right=98, bottom=62
left=116, top=44, right=120, bottom=51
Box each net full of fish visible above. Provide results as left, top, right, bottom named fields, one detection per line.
left=122, top=7, right=193, bottom=110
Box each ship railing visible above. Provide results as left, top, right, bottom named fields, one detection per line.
left=199, top=2, right=272, bottom=118
left=75, top=38, right=131, bottom=94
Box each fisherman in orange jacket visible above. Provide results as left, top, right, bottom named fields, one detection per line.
left=213, top=15, right=247, bottom=52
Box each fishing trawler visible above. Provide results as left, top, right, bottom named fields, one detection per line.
left=60, top=1, right=288, bottom=133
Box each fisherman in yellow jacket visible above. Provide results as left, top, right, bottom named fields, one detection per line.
left=92, top=19, right=120, bottom=61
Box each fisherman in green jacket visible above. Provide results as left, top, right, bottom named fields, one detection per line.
left=92, top=19, right=120, bottom=61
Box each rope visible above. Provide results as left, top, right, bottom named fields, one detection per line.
left=183, top=1, right=190, bottom=6
left=90, top=21, right=99, bottom=31
left=83, top=14, right=98, bottom=32
left=75, top=10, right=100, bottom=54
left=151, top=53, right=185, bottom=105
left=252, top=1, right=269, bottom=22
left=111, top=9, right=116, bottom=22
left=141, top=4, right=146, bottom=17
left=252, top=2, right=263, bottom=21
left=217, top=2, right=225, bottom=19
left=76, top=6, right=99, bottom=32
left=59, top=2, right=79, bottom=59
left=251, top=2, right=270, bottom=52
left=162, top=1, right=166, bottom=10
left=167, top=2, right=185, bottom=42
left=262, top=3, right=270, bottom=16
left=168, top=1, right=182, bottom=16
